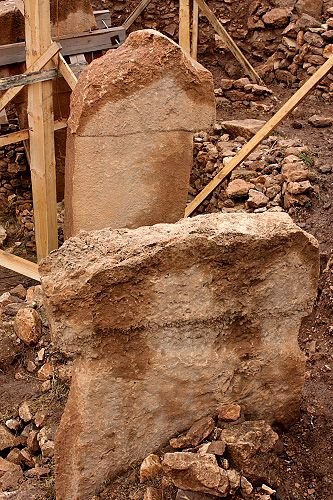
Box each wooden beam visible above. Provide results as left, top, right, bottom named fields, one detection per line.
left=0, top=251, right=40, bottom=281
left=123, top=0, right=152, bottom=30
left=25, top=0, right=58, bottom=262
left=54, top=53, right=78, bottom=90
left=0, top=42, right=60, bottom=112
left=0, top=119, right=67, bottom=148
left=0, top=68, right=59, bottom=91
left=0, top=27, right=126, bottom=67
left=185, top=56, right=333, bottom=216
left=195, top=0, right=261, bottom=84
left=191, top=0, right=199, bottom=60
left=179, top=0, right=191, bottom=53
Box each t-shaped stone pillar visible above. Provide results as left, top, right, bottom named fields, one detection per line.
left=64, top=29, right=215, bottom=237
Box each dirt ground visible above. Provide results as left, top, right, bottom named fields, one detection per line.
left=1, top=82, right=333, bottom=498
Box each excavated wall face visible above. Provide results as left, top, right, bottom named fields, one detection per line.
left=64, top=29, right=216, bottom=237
left=40, top=212, right=319, bottom=500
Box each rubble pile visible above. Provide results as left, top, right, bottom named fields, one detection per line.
left=261, top=9, right=333, bottom=99
left=189, top=122, right=320, bottom=215
left=139, top=405, right=281, bottom=499
left=214, top=79, right=273, bottom=106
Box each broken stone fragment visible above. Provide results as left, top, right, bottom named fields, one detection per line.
left=162, top=452, right=229, bottom=496
left=176, top=490, right=218, bottom=499
left=206, top=441, right=226, bottom=457
left=185, top=416, right=215, bottom=447
left=140, top=454, right=162, bottom=483
left=287, top=181, right=312, bottom=195
left=218, top=403, right=242, bottom=422
left=246, top=189, right=269, bottom=209
left=240, top=476, right=253, bottom=496
left=262, top=8, right=291, bottom=28
left=65, top=29, right=215, bottom=236
left=14, top=308, right=42, bottom=346
left=0, top=426, right=16, bottom=452
left=40, top=212, right=319, bottom=499
left=18, top=402, right=32, bottom=423
left=143, top=486, right=162, bottom=500
left=221, top=421, right=279, bottom=483
left=37, top=362, right=53, bottom=381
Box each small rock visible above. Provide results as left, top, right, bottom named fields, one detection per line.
left=9, top=285, right=26, bottom=301
left=14, top=308, right=42, bottom=346
left=140, top=454, right=162, bottom=483
left=262, top=8, right=291, bottom=28
left=37, top=362, right=53, bottom=381
left=176, top=491, right=217, bottom=500
left=0, top=467, right=23, bottom=491
left=221, top=119, right=266, bottom=140
left=247, top=189, right=269, bottom=209
left=308, top=115, right=333, bottom=127
left=226, top=179, right=253, bottom=198
left=206, top=440, right=226, bottom=456
left=262, top=483, right=276, bottom=494
left=241, top=476, right=253, bottom=496
left=41, top=380, right=52, bottom=392
left=25, top=466, right=50, bottom=478
left=0, top=457, right=21, bottom=475
left=218, top=402, right=241, bottom=422
left=319, top=165, right=332, bottom=173
left=26, top=285, right=44, bottom=307
left=19, top=448, right=34, bottom=468
left=0, top=426, right=16, bottom=452
left=26, top=360, right=37, bottom=373
left=34, top=411, right=47, bottom=428
left=5, top=419, right=20, bottom=432
left=287, top=181, right=312, bottom=195
left=185, top=416, right=215, bottom=447
left=27, top=431, right=39, bottom=454
left=18, top=402, right=32, bottom=423
left=5, top=448, right=22, bottom=466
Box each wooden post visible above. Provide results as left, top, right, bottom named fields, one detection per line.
left=191, top=0, right=199, bottom=60
left=185, top=55, right=333, bottom=216
left=179, top=0, right=191, bottom=53
left=25, top=0, right=58, bottom=261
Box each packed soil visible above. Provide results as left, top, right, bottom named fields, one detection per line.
left=1, top=88, right=333, bottom=500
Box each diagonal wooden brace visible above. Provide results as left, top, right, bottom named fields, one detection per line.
left=0, top=41, right=60, bottom=112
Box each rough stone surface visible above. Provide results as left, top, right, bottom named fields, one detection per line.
left=65, top=29, right=215, bottom=237
left=40, top=212, right=319, bottom=500
left=0, top=426, right=15, bottom=452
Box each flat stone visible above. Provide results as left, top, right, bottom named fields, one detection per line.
left=247, top=189, right=269, bottom=209
left=40, top=212, right=319, bottom=499
left=185, top=416, right=215, bottom=447
left=140, top=454, right=162, bottom=483
left=221, top=119, right=266, bottom=140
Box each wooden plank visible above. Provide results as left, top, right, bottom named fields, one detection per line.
left=185, top=55, right=333, bottom=217
left=25, top=0, right=58, bottom=262
left=179, top=0, right=191, bottom=53
left=195, top=0, right=262, bottom=84
left=191, top=0, right=199, bottom=60
left=0, top=42, right=60, bottom=112
left=94, top=9, right=112, bottom=29
left=0, top=119, right=67, bottom=148
left=0, top=27, right=126, bottom=67
left=123, top=0, right=152, bottom=30
left=54, top=53, right=78, bottom=90
left=0, top=68, right=59, bottom=91
left=0, top=251, right=40, bottom=281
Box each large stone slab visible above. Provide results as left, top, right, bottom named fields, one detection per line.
left=64, top=29, right=215, bottom=237
left=40, top=212, right=319, bottom=499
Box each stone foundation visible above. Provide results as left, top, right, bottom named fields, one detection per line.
left=40, top=212, right=319, bottom=499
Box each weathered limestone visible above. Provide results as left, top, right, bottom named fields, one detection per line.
left=64, top=29, right=215, bottom=237
left=40, top=212, right=319, bottom=499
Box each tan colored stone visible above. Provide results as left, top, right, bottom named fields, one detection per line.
left=14, top=308, right=42, bottom=346
left=144, top=487, right=162, bottom=500
left=0, top=426, right=15, bottom=452
left=296, top=0, right=323, bottom=20
left=226, top=179, right=254, bottom=198
left=40, top=212, right=319, bottom=499
left=221, top=119, right=266, bottom=140
left=65, top=29, right=215, bottom=237
left=37, top=362, right=54, bottom=381
left=262, top=8, right=291, bottom=28
left=185, top=416, right=215, bottom=447
left=140, top=454, right=162, bottom=483
left=218, top=403, right=241, bottom=422
left=18, top=402, right=32, bottom=423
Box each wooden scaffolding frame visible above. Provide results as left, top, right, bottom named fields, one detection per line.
left=0, top=0, right=332, bottom=281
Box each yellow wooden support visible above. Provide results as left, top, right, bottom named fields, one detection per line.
left=179, top=0, right=191, bottom=53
